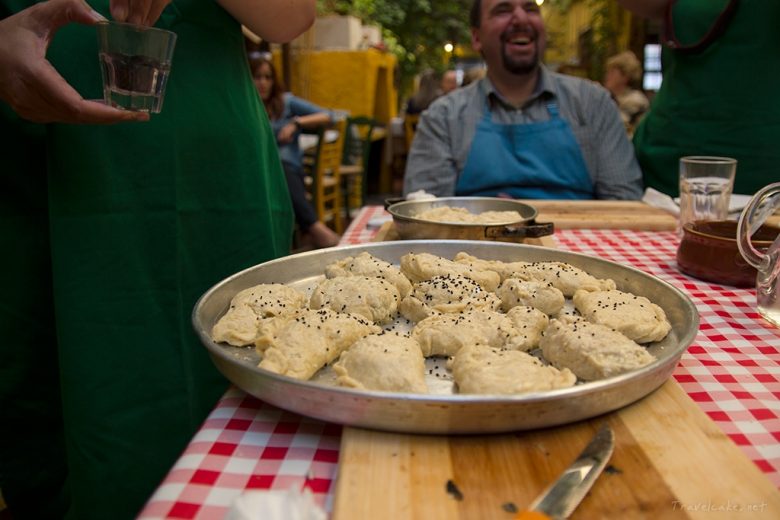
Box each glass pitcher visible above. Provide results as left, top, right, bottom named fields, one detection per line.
left=737, top=182, right=780, bottom=327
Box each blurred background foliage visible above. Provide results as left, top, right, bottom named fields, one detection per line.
left=316, top=0, right=639, bottom=99
left=317, top=0, right=473, bottom=94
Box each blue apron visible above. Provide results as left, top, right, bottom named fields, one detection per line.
left=456, top=100, right=594, bottom=199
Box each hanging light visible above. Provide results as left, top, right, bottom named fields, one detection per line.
left=536, top=0, right=544, bottom=5
left=444, top=43, right=454, bottom=53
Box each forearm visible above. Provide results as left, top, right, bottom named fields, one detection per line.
left=295, top=112, right=332, bottom=129
left=216, top=0, right=315, bottom=43
left=287, top=95, right=333, bottom=127
left=615, top=0, right=667, bottom=20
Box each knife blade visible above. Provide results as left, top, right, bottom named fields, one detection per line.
left=515, top=424, right=615, bottom=520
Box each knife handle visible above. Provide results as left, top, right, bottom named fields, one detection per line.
left=515, top=512, right=553, bottom=520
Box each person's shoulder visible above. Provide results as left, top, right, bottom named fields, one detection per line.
left=426, top=80, right=481, bottom=116
left=623, top=88, right=649, bottom=105
left=547, top=70, right=611, bottom=101
left=280, top=92, right=296, bottom=108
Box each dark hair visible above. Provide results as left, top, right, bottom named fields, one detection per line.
left=470, top=0, right=482, bottom=28
left=248, top=56, right=285, bottom=120
left=408, top=69, right=442, bottom=112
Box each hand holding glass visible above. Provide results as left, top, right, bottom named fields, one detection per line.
left=96, top=22, right=176, bottom=113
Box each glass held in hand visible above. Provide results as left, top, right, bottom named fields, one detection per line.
left=96, top=22, right=177, bottom=114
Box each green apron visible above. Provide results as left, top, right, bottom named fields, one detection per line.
left=0, top=0, right=293, bottom=517
left=0, top=104, right=70, bottom=519
left=633, top=0, right=780, bottom=196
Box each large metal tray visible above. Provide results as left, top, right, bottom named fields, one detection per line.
left=193, top=240, right=698, bottom=434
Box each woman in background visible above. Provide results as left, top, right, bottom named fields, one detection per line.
left=603, top=51, right=649, bottom=136
left=405, top=68, right=441, bottom=115
left=251, top=56, right=341, bottom=249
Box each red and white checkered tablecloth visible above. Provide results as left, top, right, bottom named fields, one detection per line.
left=139, top=206, right=780, bottom=519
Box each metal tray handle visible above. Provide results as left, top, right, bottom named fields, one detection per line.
left=485, top=221, right=555, bottom=239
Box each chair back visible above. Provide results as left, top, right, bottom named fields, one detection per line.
left=403, top=113, right=420, bottom=151
left=309, top=118, right=347, bottom=233
left=340, top=116, right=377, bottom=213
left=343, top=116, right=376, bottom=167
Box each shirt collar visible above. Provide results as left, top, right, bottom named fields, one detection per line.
left=480, top=65, right=556, bottom=109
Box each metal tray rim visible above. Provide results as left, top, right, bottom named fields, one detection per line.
left=387, top=197, right=539, bottom=227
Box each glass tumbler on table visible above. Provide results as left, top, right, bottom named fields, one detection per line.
left=678, top=156, right=737, bottom=234
left=96, top=22, right=177, bottom=113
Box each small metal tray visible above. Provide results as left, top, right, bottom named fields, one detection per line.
left=193, top=240, right=698, bottom=434
left=387, top=197, right=554, bottom=241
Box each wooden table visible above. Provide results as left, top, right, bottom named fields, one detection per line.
left=521, top=199, right=679, bottom=230
left=332, top=201, right=780, bottom=520
left=333, top=380, right=775, bottom=519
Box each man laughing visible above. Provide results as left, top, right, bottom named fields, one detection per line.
left=404, top=0, right=643, bottom=200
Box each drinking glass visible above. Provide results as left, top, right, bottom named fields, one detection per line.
left=678, top=156, right=737, bottom=234
left=96, top=22, right=177, bottom=113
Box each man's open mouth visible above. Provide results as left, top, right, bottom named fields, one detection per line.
left=509, top=35, right=532, bottom=45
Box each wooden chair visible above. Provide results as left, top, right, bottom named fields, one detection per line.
left=305, top=118, right=347, bottom=234
left=340, top=116, right=377, bottom=217
left=403, top=113, right=420, bottom=151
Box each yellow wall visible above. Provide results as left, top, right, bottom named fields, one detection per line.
left=279, top=49, right=398, bottom=124
left=543, top=1, right=634, bottom=69
left=543, top=2, right=592, bottom=66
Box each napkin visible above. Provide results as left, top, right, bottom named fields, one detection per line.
left=226, top=487, right=326, bottom=520
left=726, top=194, right=753, bottom=214
left=641, top=187, right=679, bottom=216
left=670, top=193, right=753, bottom=216
left=367, top=214, right=393, bottom=228
left=406, top=190, right=437, bottom=201
left=642, top=187, right=754, bottom=219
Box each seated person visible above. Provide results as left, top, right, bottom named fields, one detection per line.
left=251, top=56, right=340, bottom=248
left=440, top=69, right=459, bottom=95
left=462, top=66, right=486, bottom=87
left=603, top=51, right=649, bottom=136
left=403, top=0, right=643, bottom=200
left=405, top=69, right=442, bottom=115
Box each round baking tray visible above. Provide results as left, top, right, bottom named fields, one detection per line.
left=193, top=240, right=698, bottom=434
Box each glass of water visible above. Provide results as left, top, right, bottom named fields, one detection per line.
left=678, top=156, right=737, bottom=234
left=96, top=22, right=177, bottom=114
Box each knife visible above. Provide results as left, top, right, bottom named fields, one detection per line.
left=515, top=424, right=615, bottom=520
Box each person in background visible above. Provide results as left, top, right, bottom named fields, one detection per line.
left=405, top=68, right=441, bottom=115
left=0, top=0, right=315, bottom=518
left=461, top=66, right=486, bottom=87
left=251, top=56, right=341, bottom=249
left=440, top=69, right=459, bottom=95
left=617, top=0, right=780, bottom=196
left=403, top=0, right=642, bottom=200
left=603, top=51, right=649, bottom=136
